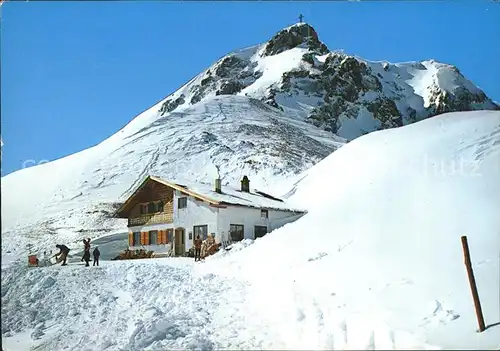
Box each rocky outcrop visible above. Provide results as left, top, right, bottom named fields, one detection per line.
left=157, top=22, right=498, bottom=140
left=262, top=24, right=329, bottom=57
left=366, top=98, right=403, bottom=129
left=159, top=95, right=186, bottom=115
left=428, top=86, right=495, bottom=115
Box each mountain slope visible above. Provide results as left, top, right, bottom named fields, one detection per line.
left=2, top=22, right=497, bottom=258
left=1, top=95, right=344, bottom=258
left=200, top=110, right=500, bottom=349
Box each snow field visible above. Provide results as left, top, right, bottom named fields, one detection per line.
left=2, top=109, right=499, bottom=350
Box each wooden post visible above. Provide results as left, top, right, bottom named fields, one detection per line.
left=461, top=235, right=486, bottom=332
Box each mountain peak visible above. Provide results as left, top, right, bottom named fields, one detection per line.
left=261, top=22, right=329, bottom=57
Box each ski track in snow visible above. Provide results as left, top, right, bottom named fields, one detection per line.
left=119, top=145, right=162, bottom=200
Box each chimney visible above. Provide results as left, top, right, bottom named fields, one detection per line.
left=240, top=176, right=250, bottom=192
left=215, top=178, right=222, bottom=194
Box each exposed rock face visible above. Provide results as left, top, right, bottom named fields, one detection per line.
left=159, top=95, right=185, bottom=115
left=157, top=22, right=498, bottom=141
left=428, top=86, right=494, bottom=115
left=160, top=55, right=262, bottom=114
left=262, top=23, right=329, bottom=57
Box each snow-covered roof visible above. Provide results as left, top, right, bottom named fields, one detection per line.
left=150, top=176, right=306, bottom=213
left=116, top=176, right=306, bottom=217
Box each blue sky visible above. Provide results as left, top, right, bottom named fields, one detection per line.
left=2, top=1, right=499, bottom=176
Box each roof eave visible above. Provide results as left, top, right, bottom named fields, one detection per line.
left=148, top=176, right=221, bottom=205
left=219, top=201, right=306, bottom=213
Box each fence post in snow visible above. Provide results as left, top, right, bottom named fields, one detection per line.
left=460, top=235, right=486, bottom=332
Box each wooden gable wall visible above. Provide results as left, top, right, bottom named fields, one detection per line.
left=118, top=179, right=174, bottom=218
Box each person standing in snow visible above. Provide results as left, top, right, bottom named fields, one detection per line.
left=194, top=235, right=202, bottom=262
left=53, top=244, right=70, bottom=266
left=93, top=247, right=100, bottom=266
left=81, top=238, right=91, bottom=267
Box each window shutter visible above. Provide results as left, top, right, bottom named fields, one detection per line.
left=128, top=232, right=133, bottom=246
left=144, top=232, right=150, bottom=245
left=140, top=232, right=146, bottom=245
left=161, top=230, right=166, bottom=244
left=157, top=230, right=163, bottom=244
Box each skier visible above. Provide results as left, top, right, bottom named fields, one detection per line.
left=53, top=244, right=70, bottom=266
left=194, top=235, right=202, bottom=262
left=81, top=238, right=91, bottom=267
left=93, top=247, right=100, bottom=266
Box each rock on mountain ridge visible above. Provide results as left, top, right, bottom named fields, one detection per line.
left=159, top=23, right=498, bottom=139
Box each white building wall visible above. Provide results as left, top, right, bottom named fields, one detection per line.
left=173, top=190, right=219, bottom=251
left=127, top=191, right=219, bottom=253
left=127, top=189, right=305, bottom=252
left=217, top=206, right=304, bottom=242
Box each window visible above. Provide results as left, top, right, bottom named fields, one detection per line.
left=193, top=225, right=208, bottom=240
left=139, top=205, right=144, bottom=214
left=133, top=232, right=141, bottom=246
left=149, top=230, right=158, bottom=245
left=178, top=197, right=187, bottom=209
left=229, top=224, right=244, bottom=242
left=167, top=229, right=173, bottom=243
left=261, top=209, right=268, bottom=219
left=148, top=202, right=156, bottom=213
left=255, top=226, right=268, bottom=239
left=157, top=201, right=164, bottom=212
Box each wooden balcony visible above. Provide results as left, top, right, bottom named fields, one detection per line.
left=128, top=212, right=173, bottom=227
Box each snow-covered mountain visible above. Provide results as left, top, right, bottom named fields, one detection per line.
left=1, top=22, right=497, bottom=258
left=2, top=110, right=499, bottom=350
left=158, top=23, right=498, bottom=138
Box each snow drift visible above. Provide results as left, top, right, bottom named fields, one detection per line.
left=199, top=110, right=500, bottom=349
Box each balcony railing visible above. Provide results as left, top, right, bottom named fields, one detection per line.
left=128, top=212, right=173, bottom=226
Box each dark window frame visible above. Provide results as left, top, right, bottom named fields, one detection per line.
left=157, top=200, right=164, bottom=212
left=133, top=231, right=141, bottom=246
left=261, top=209, right=269, bottom=219
left=147, top=202, right=156, bottom=213
left=254, top=225, right=268, bottom=239
left=229, top=224, right=244, bottom=242
left=149, top=230, right=158, bottom=245
left=178, top=197, right=187, bottom=209
left=193, top=225, right=208, bottom=241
